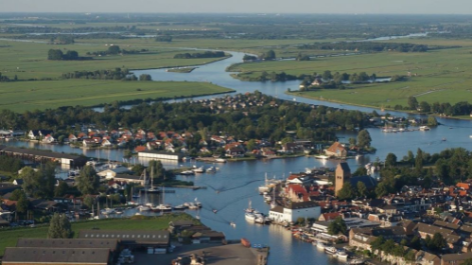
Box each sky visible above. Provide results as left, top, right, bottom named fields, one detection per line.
left=3, top=0, right=472, bottom=14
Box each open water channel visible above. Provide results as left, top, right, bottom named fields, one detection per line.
left=4, top=34, right=472, bottom=264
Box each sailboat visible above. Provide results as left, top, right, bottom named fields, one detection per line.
left=138, top=170, right=151, bottom=212
left=245, top=199, right=255, bottom=213
left=258, top=173, right=271, bottom=194
left=152, top=186, right=172, bottom=212
left=145, top=167, right=160, bottom=194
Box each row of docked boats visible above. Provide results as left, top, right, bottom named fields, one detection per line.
left=179, top=165, right=217, bottom=175
left=315, top=241, right=364, bottom=264
left=138, top=201, right=202, bottom=212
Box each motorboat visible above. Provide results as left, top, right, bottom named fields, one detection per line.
left=138, top=205, right=151, bottom=212
left=230, top=222, right=236, bottom=228
left=347, top=259, right=365, bottom=265
left=152, top=204, right=172, bottom=212
left=180, top=170, right=195, bottom=175
left=212, top=209, right=218, bottom=214
left=335, top=249, right=349, bottom=260
left=314, top=155, right=330, bottom=159
left=215, top=158, right=226, bottom=163
left=188, top=203, right=199, bottom=210
left=101, top=208, right=115, bottom=215
left=173, top=204, right=187, bottom=211
left=419, top=126, right=430, bottom=131
left=193, top=166, right=205, bottom=173
left=206, top=166, right=216, bottom=173
left=245, top=212, right=256, bottom=222
left=325, top=246, right=337, bottom=255
left=316, top=241, right=325, bottom=250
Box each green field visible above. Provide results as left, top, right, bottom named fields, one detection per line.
left=230, top=38, right=472, bottom=108
left=0, top=39, right=231, bottom=80
left=0, top=79, right=232, bottom=112
left=0, top=214, right=197, bottom=257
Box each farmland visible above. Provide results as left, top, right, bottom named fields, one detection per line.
left=0, top=79, right=232, bottom=112
left=230, top=38, right=472, bottom=109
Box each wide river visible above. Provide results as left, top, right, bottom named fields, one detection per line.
left=5, top=44, right=472, bottom=265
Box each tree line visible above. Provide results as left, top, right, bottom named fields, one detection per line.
left=298, top=42, right=454, bottom=53
left=47, top=49, right=91, bottom=61
left=396, top=96, right=472, bottom=117
left=174, top=51, right=226, bottom=59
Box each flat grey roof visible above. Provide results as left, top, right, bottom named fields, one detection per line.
left=2, top=247, right=110, bottom=264
left=16, top=238, right=118, bottom=251
left=78, top=229, right=170, bottom=245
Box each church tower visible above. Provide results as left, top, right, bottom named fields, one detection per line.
left=335, top=162, right=351, bottom=196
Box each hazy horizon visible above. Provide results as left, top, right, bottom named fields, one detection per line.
left=4, top=0, right=472, bottom=14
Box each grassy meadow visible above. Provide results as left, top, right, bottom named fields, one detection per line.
left=0, top=80, right=232, bottom=112
left=231, top=38, right=472, bottom=108
left=0, top=214, right=197, bottom=257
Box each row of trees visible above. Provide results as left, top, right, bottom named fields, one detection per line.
left=0, top=73, right=18, bottom=82
left=406, top=96, right=472, bottom=116
left=174, top=51, right=225, bottom=59
left=61, top=68, right=152, bottom=81
left=299, top=42, right=430, bottom=53
left=48, top=49, right=87, bottom=61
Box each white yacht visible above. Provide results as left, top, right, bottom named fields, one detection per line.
left=206, top=166, right=216, bottom=173
left=325, top=246, right=337, bottom=255
left=316, top=241, right=325, bottom=250
left=335, top=249, right=349, bottom=260
left=180, top=170, right=195, bottom=175
left=193, top=166, right=205, bottom=173
left=419, top=126, right=430, bottom=131
left=138, top=205, right=151, bottom=212
left=245, top=212, right=256, bottom=222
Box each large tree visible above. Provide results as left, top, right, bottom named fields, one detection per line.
left=76, top=165, right=100, bottom=195
left=357, top=129, right=372, bottom=150
left=338, top=182, right=355, bottom=200
left=385, top=153, right=397, bottom=168
left=327, top=216, right=347, bottom=235
left=48, top=213, right=73, bottom=238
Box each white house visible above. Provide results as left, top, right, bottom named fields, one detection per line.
left=269, top=201, right=321, bottom=223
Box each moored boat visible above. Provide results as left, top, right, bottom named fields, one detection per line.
left=335, top=249, right=349, bottom=260
left=245, top=212, right=256, bottom=222
left=193, top=166, right=205, bottom=173
left=180, top=170, right=195, bottom=175
left=316, top=241, right=325, bottom=250
left=325, top=246, right=337, bottom=255
left=347, top=259, right=365, bottom=265
left=173, top=204, right=187, bottom=211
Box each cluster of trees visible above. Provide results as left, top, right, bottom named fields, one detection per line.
left=260, top=50, right=276, bottom=61
left=174, top=51, right=226, bottom=59
left=155, top=36, right=172, bottom=42
left=86, top=46, right=148, bottom=57
left=296, top=53, right=310, bottom=61
left=242, top=54, right=258, bottom=62
left=48, top=49, right=90, bottom=61
left=61, top=68, right=152, bottom=82
left=327, top=216, right=347, bottom=235
left=299, top=42, right=430, bottom=52
left=61, top=68, right=133, bottom=80
left=48, top=213, right=73, bottom=238
left=237, top=71, right=299, bottom=82
left=0, top=156, right=24, bottom=173
left=403, top=96, right=472, bottom=117
left=49, top=36, right=75, bottom=45
left=370, top=236, right=419, bottom=262
left=0, top=73, right=18, bottom=82
left=338, top=147, right=472, bottom=200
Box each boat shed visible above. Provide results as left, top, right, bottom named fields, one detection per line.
left=137, top=150, right=183, bottom=161
left=0, top=146, right=87, bottom=166
left=2, top=247, right=111, bottom=265
left=78, top=229, right=170, bottom=249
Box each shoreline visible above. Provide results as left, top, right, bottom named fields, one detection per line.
left=287, top=91, right=472, bottom=121
left=129, top=55, right=232, bottom=71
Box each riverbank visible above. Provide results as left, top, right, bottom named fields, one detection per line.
left=129, top=55, right=232, bottom=71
